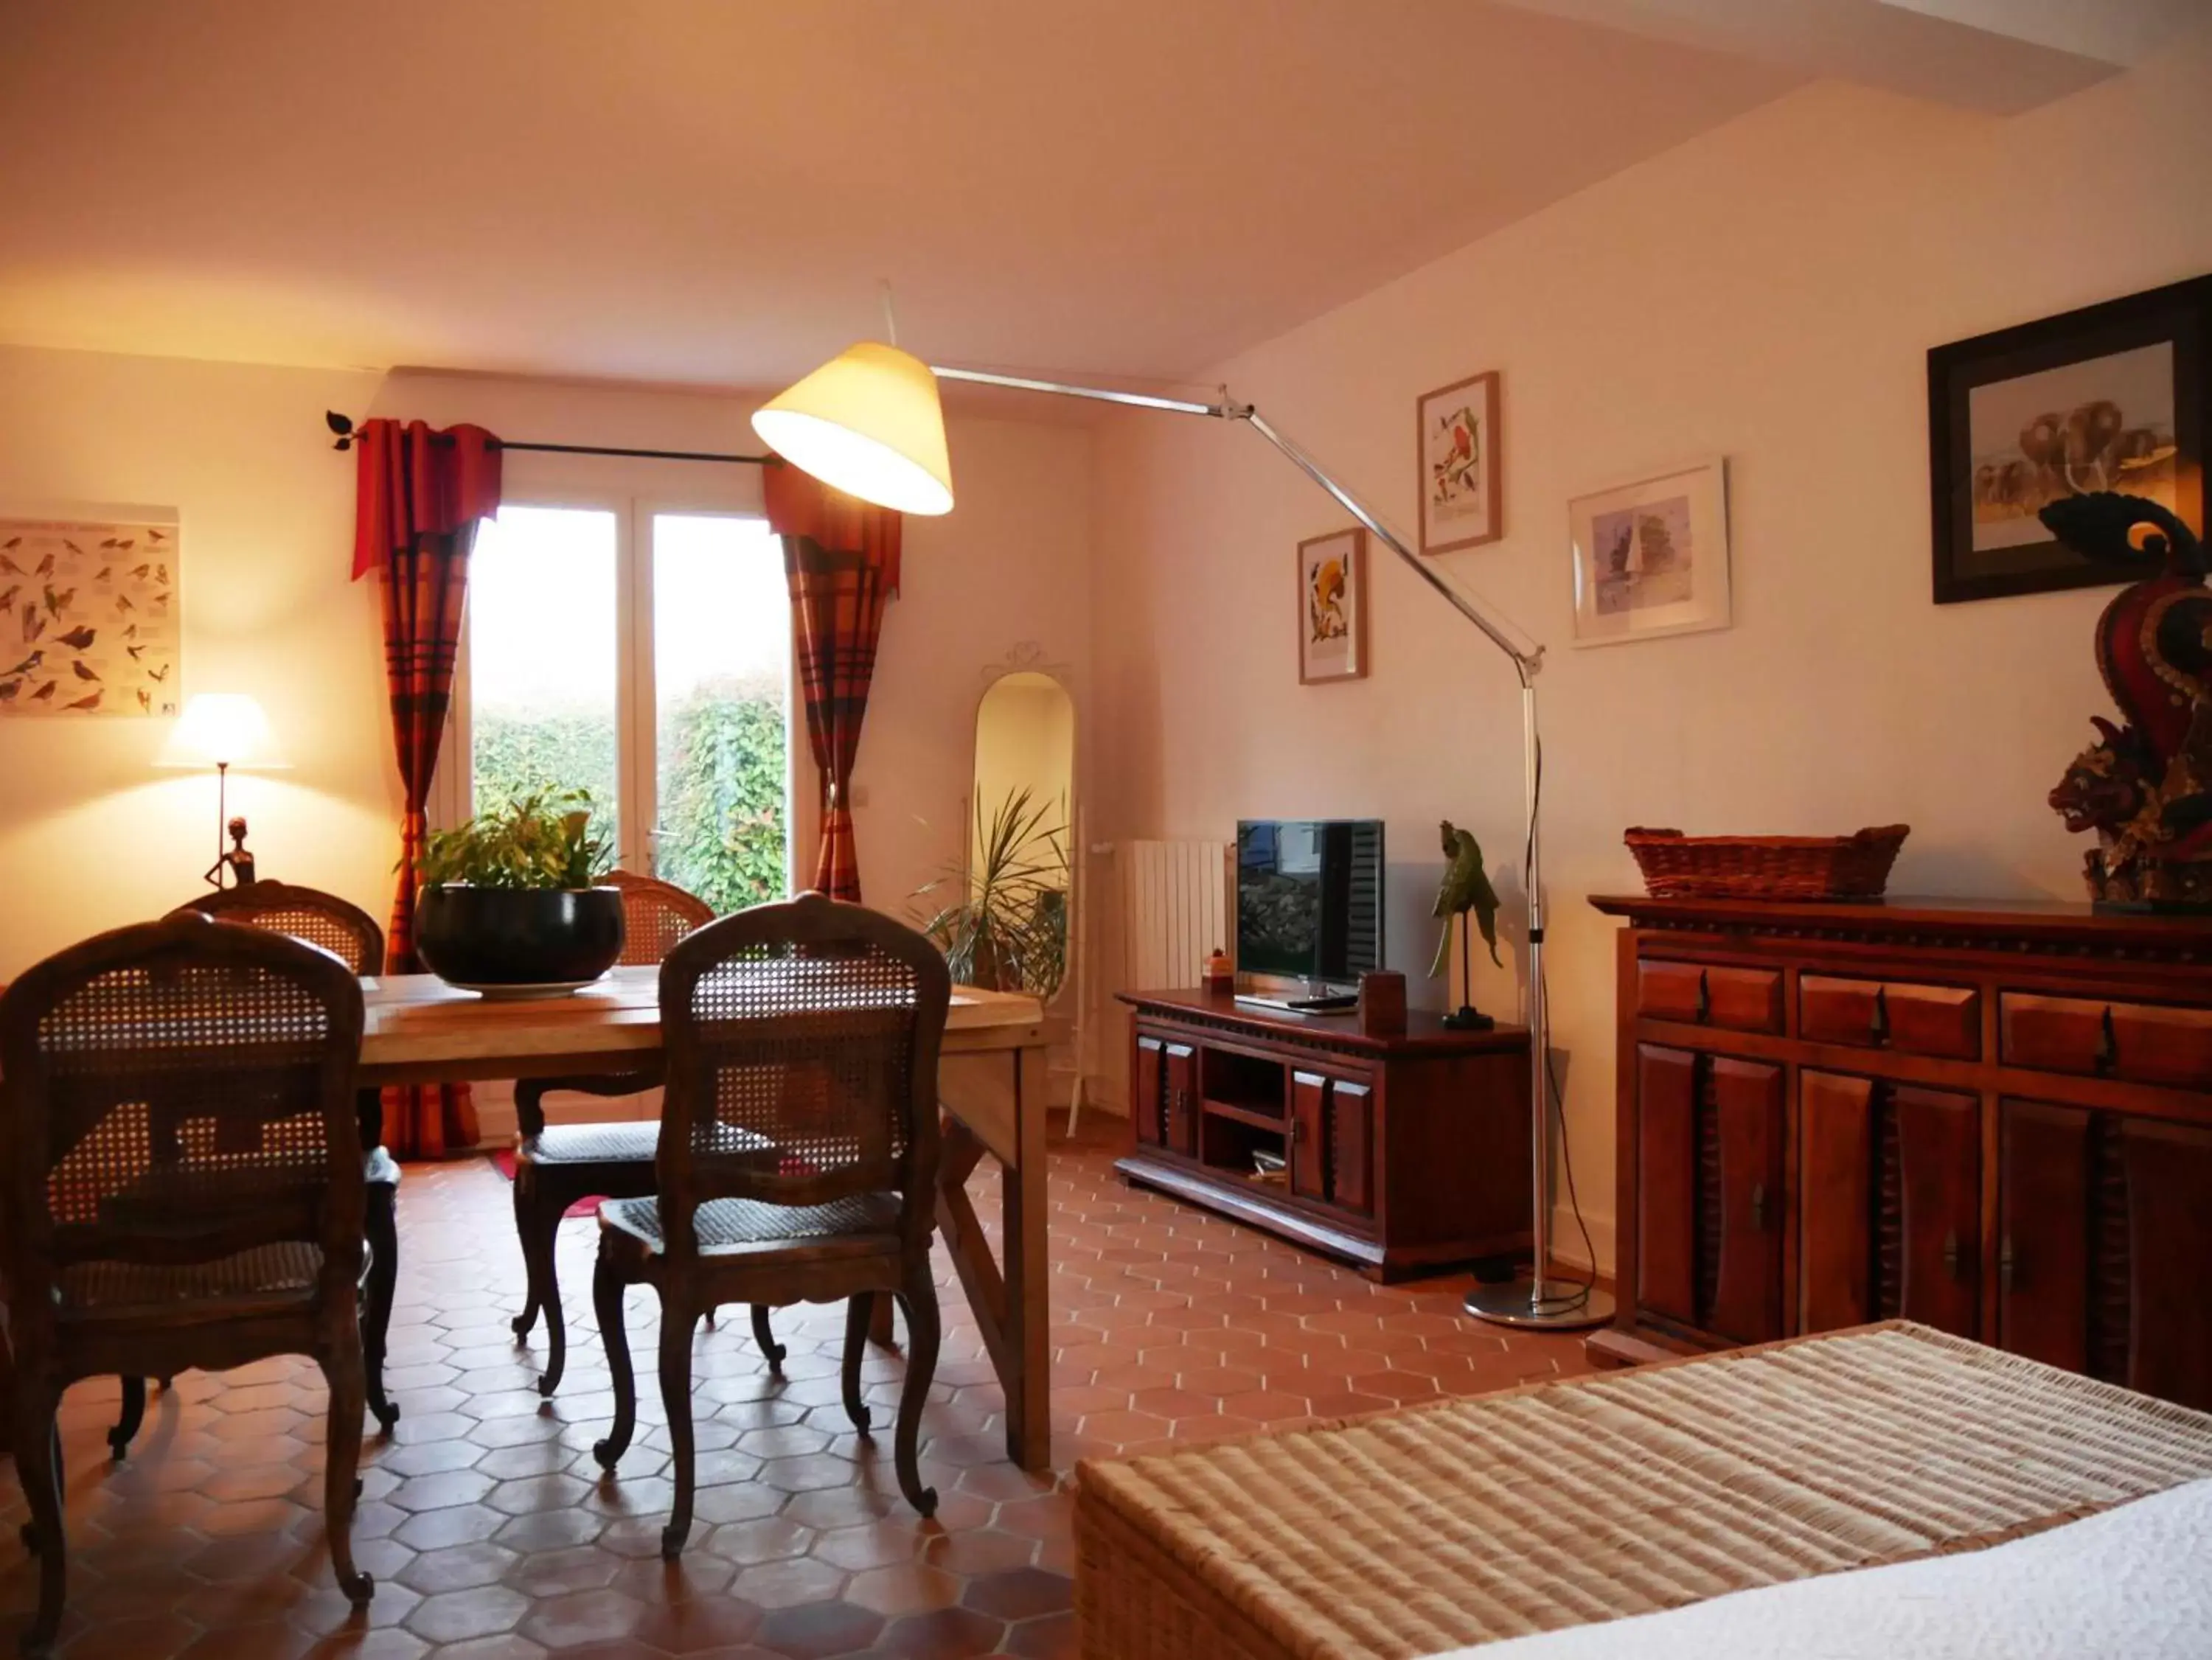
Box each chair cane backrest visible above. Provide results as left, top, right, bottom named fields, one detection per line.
left=655, top=893, right=951, bottom=1260
left=175, top=881, right=386, bottom=977
left=0, top=914, right=368, bottom=1339
left=603, top=870, right=715, bottom=966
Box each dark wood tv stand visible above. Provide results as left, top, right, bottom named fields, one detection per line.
left=1116, top=988, right=1532, bottom=1280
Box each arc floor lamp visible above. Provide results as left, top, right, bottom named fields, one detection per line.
left=754, top=339, right=1612, bottom=1332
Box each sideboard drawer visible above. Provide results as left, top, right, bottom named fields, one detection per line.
left=1636, top=960, right=1782, bottom=1033
left=1801, top=975, right=1980, bottom=1060
left=2000, top=994, right=2212, bottom=1088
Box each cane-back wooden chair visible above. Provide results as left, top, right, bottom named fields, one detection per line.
left=170, top=881, right=403, bottom=1432
left=509, top=868, right=783, bottom=1395
left=591, top=893, right=952, bottom=1559
left=0, top=915, right=378, bottom=1653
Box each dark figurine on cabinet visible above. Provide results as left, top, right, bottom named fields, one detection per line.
left=2044, top=493, right=2212, bottom=909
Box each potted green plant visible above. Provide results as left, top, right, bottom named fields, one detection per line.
left=914, top=787, right=1070, bottom=999
left=411, top=788, right=625, bottom=994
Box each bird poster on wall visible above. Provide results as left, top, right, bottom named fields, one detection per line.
left=0, top=515, right=181, bottom=715
left=1416, top=370, right=1502, bottom=555
left=1297, top=526, right=1368, bottom=683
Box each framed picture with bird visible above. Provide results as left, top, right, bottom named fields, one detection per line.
left=0, top=513, right=181, bottom=716
left=1929, top=273, right=2209, bottom=604
left=1297, top=526, right=1368, bottom=684
left=1416, top=370, right=1502, bottom=555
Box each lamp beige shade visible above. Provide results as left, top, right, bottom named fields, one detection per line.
left=162, top=692, right=279, bottom=767
left=751, top=341, right=956, bottom=516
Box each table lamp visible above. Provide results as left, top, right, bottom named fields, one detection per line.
left=164, top=692, right=279, bottom=889
left=754, top=338, right=1611, bottom=1333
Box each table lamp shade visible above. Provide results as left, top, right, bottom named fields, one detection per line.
left=751, top=341, right=955, bottom=516
left=167, top=693, right=276, bottom=768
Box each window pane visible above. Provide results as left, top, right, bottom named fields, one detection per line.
left=467, top=506, right=621, bottom=853
left=653, top=515, right=789, bottom=912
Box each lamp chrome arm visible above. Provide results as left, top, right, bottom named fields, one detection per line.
left=926, top=358, right=1607, bottom=1333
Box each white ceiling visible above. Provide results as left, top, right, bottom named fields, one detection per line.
left=4, top=0, right=2183, bottom=389
left=0, top=0, right=1799, bottom=387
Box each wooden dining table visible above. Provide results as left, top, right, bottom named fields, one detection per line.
left=358, top=968, right=1057, bottom=1471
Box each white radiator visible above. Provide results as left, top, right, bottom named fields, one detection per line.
left=1119, top=839, right=1231, bottom=990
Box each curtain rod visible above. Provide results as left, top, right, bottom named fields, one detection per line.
left=322, top=411, right=778, bottom=467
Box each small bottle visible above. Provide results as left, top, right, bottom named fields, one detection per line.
left=1203, top=948, right=1234, bottom=993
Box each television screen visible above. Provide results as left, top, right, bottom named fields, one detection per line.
left=1235, top=820, right=1385, bottom=991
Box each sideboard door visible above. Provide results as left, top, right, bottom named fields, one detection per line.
left=1636, top=1045, right=1700, bottom=1329
left=1708, top=1057, right=1785, bottom=1345
left=1133, top=1035, right=1166, bottom=1148
left=1893, top=1085, right=1981, bottom=1339
left=1800, top=1070, right=1877, bottom=1334
left=1289, top=1071, right=1330, bottom=1202
left=1164, top=1042, right=1197, bottom=1157
left=2121, top=1117, right=2212, bottom=1411
left=1329, top=1079, right=1374, bottom=1215
left=1997, top=1099, right=2090, bottom=1375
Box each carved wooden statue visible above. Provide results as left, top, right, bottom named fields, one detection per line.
left=2045, top=493, right=2212, bottom=907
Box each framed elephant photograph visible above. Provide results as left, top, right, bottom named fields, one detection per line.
left=1928, top=274, right=2210, bottom=604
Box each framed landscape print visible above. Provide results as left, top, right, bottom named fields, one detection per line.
left=1929, top=274, right=2208, bottom=604
left=1417, top=370, right=1501, bottom=554
left=0, top=514, right=181, bottom=714
left=1568, top=458, right=1731, bottom=647
left=1297, top=527, right=1367, bottom=683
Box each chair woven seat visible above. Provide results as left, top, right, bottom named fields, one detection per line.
left=519, top=1121, right=661, bottom=1166
left=521, top=1120, right=776, bottom=1168
left=602, top=1192, right=899, bottom=1256
left=57, top=1242, right=327, bottom=1317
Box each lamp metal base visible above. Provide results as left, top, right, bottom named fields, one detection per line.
left=1464, top=1278, right=1615, bottom=1331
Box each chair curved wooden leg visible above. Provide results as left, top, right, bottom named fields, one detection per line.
left=657, top=1300, right=698, bottom=1560
left=529, top=1190, right=569, bottom=1398
left=319, top=1338, right=375, bottom=1607
left=107, top=1377, right=147, bottom=1461
left=364, top=1181, right=401, bottom=1431
left=749, top=1304, right=787, bottom=1369
left=840, top=1296, right=873, bottom=1437
left=15, top=1399, right=65, bottom=1655
left=509, top=1166, right=543, bottom=1340
left=591, top=1249, right=636, bottom=1471
left=891, top=1271, right=940, bottom=1518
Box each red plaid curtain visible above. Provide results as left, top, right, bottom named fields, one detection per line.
left=764, top=464, right=902, bottom=902
left=352, top=418, right=502, bottom=1158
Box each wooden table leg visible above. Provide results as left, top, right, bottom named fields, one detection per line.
left=1001, top=1045, right=1050, bottom=1471
left=936, top=1042, right=1052, bottom=1472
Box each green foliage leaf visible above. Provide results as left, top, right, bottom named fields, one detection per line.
left=914, top=787, right=1069, bottom=999
left=415, top=786, right=613, bottom=890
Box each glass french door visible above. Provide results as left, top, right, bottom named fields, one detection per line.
left=448, top=502, right=792, bottom=910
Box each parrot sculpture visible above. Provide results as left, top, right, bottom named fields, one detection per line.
left=1430, top=820, right=1503, bottom=979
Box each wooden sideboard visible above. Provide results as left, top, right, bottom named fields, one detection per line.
left=1589, top=894, right=2212, bottom=1410
left=1115, top=988, right=1531, bottom=1280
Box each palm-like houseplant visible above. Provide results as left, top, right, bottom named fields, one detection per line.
left=915, top=787, right=1070, bottom=1000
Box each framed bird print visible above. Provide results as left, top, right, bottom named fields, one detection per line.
left=0, top=514, right=181, bottom=715
left=1298, top=527, right=1367, bottom=684
left=1417, top=370, right=1502, bottom=554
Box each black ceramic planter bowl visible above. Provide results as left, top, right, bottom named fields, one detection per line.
left=414, top=885, right=627, bottom=992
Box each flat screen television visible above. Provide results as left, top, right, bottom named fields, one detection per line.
left=1234, top=819, right=1385, bottom=1001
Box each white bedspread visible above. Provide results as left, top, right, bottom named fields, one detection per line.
left=1430, top=1476, right=2212, bottom=1660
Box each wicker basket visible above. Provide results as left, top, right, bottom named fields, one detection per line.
left=1625, top=824, right=1910, bottom=900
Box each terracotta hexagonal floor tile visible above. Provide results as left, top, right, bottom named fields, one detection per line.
left=877, top=1605, right=1008, bottom=1659
left=753, top=1597, right=887, bottom=1659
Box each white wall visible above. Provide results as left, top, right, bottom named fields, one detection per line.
left=1087, top=22, right=2212, bottom=1270
left=0, top=356, right=1096, bottom=1050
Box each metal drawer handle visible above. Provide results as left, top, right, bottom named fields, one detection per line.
left=1869, top=986, right=1891, bottom=1045
left=1999, top=1236, right=2017, bottom=1294
left=1695, top=970, right=1711, bottom=1023
left=1942, top=1229, right=1964, bottom=1281
left=2093, top=1006, right=2118, bottom=1075
left=1750, top=1181, right=1768, bottom=1230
